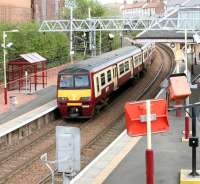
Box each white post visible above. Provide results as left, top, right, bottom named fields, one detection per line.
left=99, top=30, right=102, bottom=55
left=88, top=8, right=92, bottom=53
left=146, top=100, right=152, bottom=149
left=185, top=29, right=188, bottom=77
left=70, top=6, right=73, bottom=63
left=185, top=29, right=190, bottom=106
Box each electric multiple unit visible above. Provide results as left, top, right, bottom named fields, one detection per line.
left=57, top=43, right=155, bottom=118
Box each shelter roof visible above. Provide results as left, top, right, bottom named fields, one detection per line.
left=20, top=52, right=46, bottom=64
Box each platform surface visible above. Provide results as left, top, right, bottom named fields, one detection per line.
left=0, top=85, right=56, bottom=124
left=71, top=86, right=200, bottom=184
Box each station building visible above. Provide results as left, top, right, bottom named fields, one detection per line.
left=121, top=0, right=165, bottom=19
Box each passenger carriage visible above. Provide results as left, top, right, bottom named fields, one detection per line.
left=57, top=43, right=154, bottom=118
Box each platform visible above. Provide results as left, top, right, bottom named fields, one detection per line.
left=0, top=85, right=57, bottom=124
left=71, top=87, right=200, bottom=184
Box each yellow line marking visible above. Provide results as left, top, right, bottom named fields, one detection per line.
left=92, top=136, right=141, bottom=184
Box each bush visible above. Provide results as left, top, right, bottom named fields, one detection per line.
left=0, top=22, right=70, bottom=82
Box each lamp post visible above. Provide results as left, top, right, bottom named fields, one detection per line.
left=2, top=29, right=19, bottom=105
left=65, top=0, right=76, bottom=63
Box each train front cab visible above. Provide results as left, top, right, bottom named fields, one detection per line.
left=57, top=73, right=94, bottom=118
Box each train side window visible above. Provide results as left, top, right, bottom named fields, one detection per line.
left=139, top=55, right=142, bottom=63
left=101, top=73, right=105, bottom=86
left=135, top=56, right=138, bottom=66
left=96, top=77, right=100, bottom=92
left=119, top=63, right=124, bottom=75
left=125, top=61, right=129, bottom=71
left=107, top=70, right=112, bottom=82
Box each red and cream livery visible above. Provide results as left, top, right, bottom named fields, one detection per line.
left=57, top=43, right=155, bottom=118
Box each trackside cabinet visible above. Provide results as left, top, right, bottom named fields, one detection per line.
left=56, top=126, right=80, bottom=173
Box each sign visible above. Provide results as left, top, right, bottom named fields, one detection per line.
left=65, top=0, right=76, bottom=8
left=124, top=99, right=169, bottom=136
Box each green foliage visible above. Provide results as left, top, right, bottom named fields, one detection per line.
left=0, top=22, right=69, bottom=82
left=63, top=0, right=105, bottom=18
left=103, top=5, right=121, bottom=17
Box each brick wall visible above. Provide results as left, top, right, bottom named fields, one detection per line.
left=0, top=0, right=63, bottom=22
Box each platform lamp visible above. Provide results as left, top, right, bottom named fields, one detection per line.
left=2, top=29, right=19, bottom=105
left=108, top=33, right=114, bottom=51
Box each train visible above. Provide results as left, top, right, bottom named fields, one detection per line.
left=57, top=43, right=155, bottom=118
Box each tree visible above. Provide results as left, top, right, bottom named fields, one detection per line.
left=63, top=0, right=105, bottom=19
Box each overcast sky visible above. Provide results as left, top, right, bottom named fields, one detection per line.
left=98, top=0, right=134, bottom=4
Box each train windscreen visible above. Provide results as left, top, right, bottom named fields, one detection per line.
left=59, top=74, right=90, bottom=89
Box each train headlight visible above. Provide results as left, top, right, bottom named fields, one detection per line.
left=80, top=97, right=91, bottom=101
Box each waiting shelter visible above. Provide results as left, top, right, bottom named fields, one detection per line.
left=7, top=52, right=47, bottom=92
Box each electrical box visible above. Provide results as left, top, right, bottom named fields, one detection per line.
left=56, top=126, right=80, bottom=173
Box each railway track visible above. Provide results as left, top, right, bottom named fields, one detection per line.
left=0, top=44, right=174, bottom=184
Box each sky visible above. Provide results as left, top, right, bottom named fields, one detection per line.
left=98, top=0, right=134, bottom=4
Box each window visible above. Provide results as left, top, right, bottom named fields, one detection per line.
left=75, top=75, right=90, bottom=88
left=119, top=63, right=124, bottom=75
left=107, top=70, right=112, bottom=82
left=125, top=61, right=129, bottom=71
left=59, top=75, right=73, bottom=88
left=59, top=74, right=90, bottom=88
left=134, top=56, right=139, bottom=66
left=101, top=73, right=105, bottom=86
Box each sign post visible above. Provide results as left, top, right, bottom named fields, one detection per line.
left=125, top=99, right=169, bottom=184
left=146, top=100, right=154, bottom=184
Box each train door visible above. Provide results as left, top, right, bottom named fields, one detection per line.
left=95, top=76, right=101, bottom=97
left=112, top=65, right=118, bottom=90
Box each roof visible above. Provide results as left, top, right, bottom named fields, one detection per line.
left=134, top=30, right=194, bottom=43
left=59, top=46, right=143, bottom=75
left=20, top=52, right=46, bottom=63
left=167, top=0, right=200, bottom=7
left=137, top=30, right=194, bottom=39
left=123, top=2, right=146, bottom=9
left=122, top=1, right=164, bottom=10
